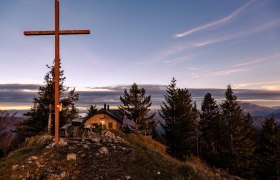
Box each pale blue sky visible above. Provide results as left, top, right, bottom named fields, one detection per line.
left=0, top=0, right=280, bottom=91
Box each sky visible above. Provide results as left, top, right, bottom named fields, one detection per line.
left=0, top=0, right=280, bottom=110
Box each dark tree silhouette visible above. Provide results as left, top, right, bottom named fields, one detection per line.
left=17, top=63, right=79, bottom=139
left=257, top=117, right=280, bottom=179
left=84, top=105, right=98, bottom=120
left=119, top=83, right=155, bottom=130
left=199, top=92, right=222, bottom=164
left=220, top=85, right=256, bottom=177
left=160, top=78, right=198, bottom=160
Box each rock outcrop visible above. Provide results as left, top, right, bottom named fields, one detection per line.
left=11, top=131, right=132, bottom=179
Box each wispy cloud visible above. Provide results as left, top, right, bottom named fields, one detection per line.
left=174, top=0, right=253, bottom=38
left=211, top=68, right=248, bottom=77
left=234, top=52, right=280, bottom=67
left=159, top=18, right=280, bottom=61
left=187, top=67, right=203, bottom=71
left=261, top=86, right=280, bottom=91
left=192, top=18, right=280, bottom=47
left=190, top=72, right=200, bottom=79
left=163, top=55, right=194, bottom=64
left=0, top=84, right=40, bottom=91
left=233, top=80, right=280, bottom=90
left=158, top=43, right=191, bottom=60
left=1, top=84, right=280, bottom=110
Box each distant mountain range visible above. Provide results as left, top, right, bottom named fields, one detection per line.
left=240, top=102, right=280, bottom=118
left=240, top=102, right=280, bottom=129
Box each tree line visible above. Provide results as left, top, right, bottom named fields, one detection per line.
left=83, top=77, right=280, bottom=179
left=159, top=78, right=280, bottom=179
left=11, top=64, right=279, bottom=179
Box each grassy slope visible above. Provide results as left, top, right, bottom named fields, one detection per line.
left=0, top=136, right=52, bottom=179
left=112, top=130, right=217, bottom=179
left=0, top=131, right=220, bottom=179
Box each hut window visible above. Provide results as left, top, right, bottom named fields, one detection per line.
left=108, top=123, right=113, bottom=129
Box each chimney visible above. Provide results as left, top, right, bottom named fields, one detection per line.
left=104, top=104, right=106, bottom=110
left=107, top=105, right=110, bottom=111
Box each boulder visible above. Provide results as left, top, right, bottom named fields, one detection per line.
left=67, top=153, right=77, bottom=161
left=57, top=138, right=67, bottom=146
left=98, top=147, right=109, bottom=155
left=103, top=131, right=116, bottom=139
left=12, top=165, right=18, bottom=172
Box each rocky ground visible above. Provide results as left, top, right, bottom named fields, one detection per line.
left=2, top=130, right=243, bottom=180
left=11, top=131, right=135, bottom=179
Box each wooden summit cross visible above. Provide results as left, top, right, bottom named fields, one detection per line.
left=24, top=0, right=90, bottom=143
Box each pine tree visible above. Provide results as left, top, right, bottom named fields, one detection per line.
left=220, top=85, right=256, bottom=177
left=175, top=88, right=198, bottom=159
left=199, top=92, right=221, bottom=164
left=257, top=117, right=280, bottom=179
left=160, top=78, right=198, bottom=160
left=159, top=78, right=177, bottom=155
left=84, top=105, right=98, bottom=120
left=16, top=63, right=79, bottom=138
left=220, top=85, right=243, bottom=168
left=237, top=113, right=257, bottom=177
left=119, top=83, right=155, bottom=130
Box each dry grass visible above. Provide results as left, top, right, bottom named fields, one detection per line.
left=0, top=131, right=226, bottom=179
left=0, top=135, right=51, bottom=179
left=112, top=129, right=217, bottom=179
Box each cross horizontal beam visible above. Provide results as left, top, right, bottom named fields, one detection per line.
left=24, top=30, right=90, bottom=36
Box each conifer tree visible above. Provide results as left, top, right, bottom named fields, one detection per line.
left=199, top=92, right=221, bottom=164
left=17, top=63, right=79, bottom=138
left=220, top=85, right=256, bottom=177
left=160, top=78, right=198, bottom=160
left=175, top=88, right=198, bottom=159
left=237, top=113, right=257, bottom=177
left=159, top=78, right=177, bottom=155
left=84, top=105, right=98, bottom=120
left=119, top=83, right=155, bottom=130
left=220, top=85, right=243, bottom=167
left=257, top=117, right=280, bottom=179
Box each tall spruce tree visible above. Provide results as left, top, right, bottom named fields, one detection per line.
left=17, top=63, right=79, bottom=138
left=238, top=113, right=257, bottom=177
left=220, top=85, right=256, bottom=177
left=199, top=92, right=222, bottom=164
left=159, top=78, right=177, bottom=155
left=175, top=88, right=198, bottom=159
left=257, top=117, right=280, bottom=179
left=119, top=83, right=155, bottom=130
left=160, top=78, right=198, bottom=160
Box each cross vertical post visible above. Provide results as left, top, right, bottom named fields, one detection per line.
left=54, top=0, right=60, bottom=143
left=24, top=0, right=91, bottom=143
